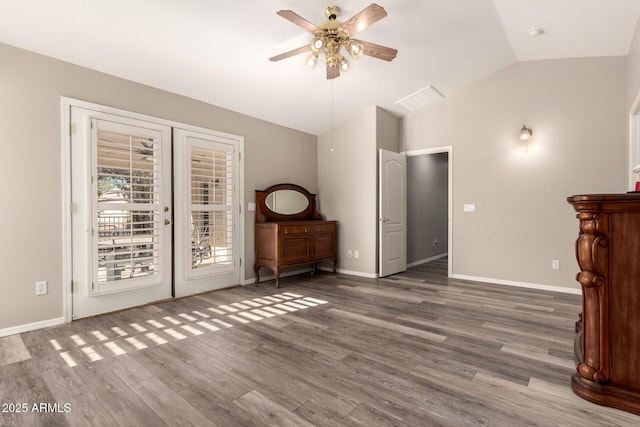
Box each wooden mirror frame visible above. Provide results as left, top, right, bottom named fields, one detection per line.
left=255, top=183, right=324, bottom=222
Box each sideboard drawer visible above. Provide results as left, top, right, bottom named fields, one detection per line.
left=281, top=224, right=310, bottom=235
left=314, top=223, right=336, bottom=233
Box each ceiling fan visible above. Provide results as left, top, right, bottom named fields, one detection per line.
left=270, top=3, right=398, bottom=79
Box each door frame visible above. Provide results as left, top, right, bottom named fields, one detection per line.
left=405, top=146, right=453, bottom=278
left=628, top=90, right=640, bottom=190
left=61, top=97, right=244, bottom=323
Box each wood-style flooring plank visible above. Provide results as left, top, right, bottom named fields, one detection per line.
left=129, top=376, right=218, bottom=427
left=232, top=390, right=315, bottom=427
left=0, top=334, right=31, bottom=366
left=40, top=366, right=117, bottom=426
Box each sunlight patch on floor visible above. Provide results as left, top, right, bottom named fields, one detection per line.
left=48, top=291, right=329, bottom=367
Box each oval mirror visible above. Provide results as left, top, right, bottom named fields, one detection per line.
left=265, top=189, right=309, bottom=215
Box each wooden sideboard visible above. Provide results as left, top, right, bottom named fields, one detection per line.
left=567, top=193, right=640, bottom=415
left=254, top=184, right=337, bottom=288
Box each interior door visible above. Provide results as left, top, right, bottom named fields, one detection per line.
left=379, top=149, right=407, bottom=277
left=71, top=108, right=172, bottom=318
left=173, top=128, right=241, bottom=297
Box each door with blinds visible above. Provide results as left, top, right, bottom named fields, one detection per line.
left=173, top=128, right=240, bottom=297
left=71, top=108, right=173, bottom=318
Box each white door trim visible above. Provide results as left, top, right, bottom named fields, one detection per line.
left=61, top=97, right=244, bottom=323
left=628, top=90, right=640, bottom=190
left=404, top=146, right=453, bottom=278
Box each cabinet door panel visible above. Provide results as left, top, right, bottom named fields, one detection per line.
left=314, top=233, right=336, bottom=260
left=280, top=236, right=311, bottom=264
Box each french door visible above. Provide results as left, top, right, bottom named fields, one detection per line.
left=173, top=128, right=240, bottom=297
left=71, top=108, right=173, bottom=318
left=70, top=106, right=241, bottom=319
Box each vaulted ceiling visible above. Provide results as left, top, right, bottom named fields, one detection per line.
left=2, top=0, right=639, bottom=135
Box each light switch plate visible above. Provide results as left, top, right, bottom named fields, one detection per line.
left=248, top=202, right=256, bottom=212
left=463, top=204, right=476, bottom=213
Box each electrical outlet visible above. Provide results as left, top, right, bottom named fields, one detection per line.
left=433, top=238, right=438, bottom=246
left=354, top=250, right=359, bottom=258
left=552, top=259, right=560, bottom=270
left=36, top=281, right=48, bottom=296
left=347, top=249, right=352, bottom=257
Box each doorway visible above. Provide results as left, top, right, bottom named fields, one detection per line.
left=65, top=101, right=243, bottom=320
left=405, top=147, right=452, bottom=277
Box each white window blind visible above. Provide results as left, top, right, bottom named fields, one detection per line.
left=93, top=120, right=164, bottom=294
left=188, top=139, right=234, bottom=275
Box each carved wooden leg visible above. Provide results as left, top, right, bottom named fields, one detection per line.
left=274, top=268, right=281, bottom=288
left=254, top=264, right=261, bottom=284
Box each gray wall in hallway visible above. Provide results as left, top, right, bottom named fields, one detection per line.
left=407, top=152, right=448, bottom=264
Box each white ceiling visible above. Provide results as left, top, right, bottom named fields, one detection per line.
left=1, top=0, right=639, bottom=135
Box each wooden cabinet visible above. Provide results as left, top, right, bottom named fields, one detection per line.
left=255, top=221, right=337, bottom=287
left=254, top=184, right=338, bottom=288
left=568, top=193, right=640, bottom=415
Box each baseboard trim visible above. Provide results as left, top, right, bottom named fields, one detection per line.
left=248, top=265, right=378, bottom=282
left=0, top=317, right=65, bottom=338
left=407, top=253, right=448, bottom=268
left=331, top=267, right=377, bottom=279
left=450, top=273, right=581, bottom=295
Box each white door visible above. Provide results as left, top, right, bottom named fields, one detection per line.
left=71, top=108, right=172, bottom=318
left=379, top=149, right=407, bottom=277
left=173, top=128, right=241, bottom=297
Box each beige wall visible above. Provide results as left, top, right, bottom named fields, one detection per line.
left=0, top=42, right=316, bottom=331
left=376, top=108, right=401, bottom=152
left=318, top=106, right=378, bottom=276
left=402, top=57, right=627, bottom=290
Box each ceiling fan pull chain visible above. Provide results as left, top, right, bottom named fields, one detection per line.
left=331, top=79, right=335, bottom=152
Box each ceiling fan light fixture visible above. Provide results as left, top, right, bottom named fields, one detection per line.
left=347, top=40, right=364, bottom=58
left=306, top=53, right=319, bottom=69
left=339, top=57, right=350, bottom=73
left=311, top=35, right=326, bottom=52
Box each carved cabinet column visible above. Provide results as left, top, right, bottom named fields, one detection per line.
left=568, top=194, right=640, bottom=415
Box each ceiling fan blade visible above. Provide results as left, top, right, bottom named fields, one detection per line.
left=276, top=10, right=322, bottom=34
left=354, top=39, right=397, bottom=62
left=269, top=45, right=311, bottom=62
left=326, top=63, right=340, bottom=80
left=341, top=3, right=387, bottom=37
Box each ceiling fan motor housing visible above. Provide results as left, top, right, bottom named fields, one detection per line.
left=324, top=6, right=339, bottom=20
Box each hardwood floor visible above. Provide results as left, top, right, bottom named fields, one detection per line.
left=2, top=258, right=640, bottom=426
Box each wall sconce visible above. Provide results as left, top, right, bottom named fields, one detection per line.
left=519, top=124, right=532, bottom=141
